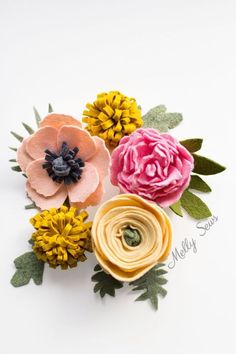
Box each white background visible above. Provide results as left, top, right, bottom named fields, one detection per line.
left=0, top=1, right=235, bottom=353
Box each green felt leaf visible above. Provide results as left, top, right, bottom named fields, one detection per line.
left=169, top=200, right=183, bottom=217
left=25, top=202, right=37, bottom=210
left=142, top=105, right=183, bottom=132
left=11, top=252, right=45, bottom=287
left=193, top=154, right=226, bottom=175
left=9, top=146, right=17, bottom=151
left=180, top=138, right=203, bottom=153
left=189, top=175, right=211, bottom=192
left=22, top=122, right=34, bottom=134
left=10, top=131, right=24, bottom=142
left=48, top=103, right=53, bottom=113
left=9, top=158, right=17, bottom=162
left=129, top=263, right=168, bottom=311
left=11, top=165, right=22, bottom=172
left=180, top=190, right=212, bottom=220
left=33, top=107, right=41, bottom=127
left=91, top=265, right=123, bottom=298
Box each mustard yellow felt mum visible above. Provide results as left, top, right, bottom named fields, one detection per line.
left=82, top=91, right=143, bottom=147
left=30, top=206, right=92, bottom=269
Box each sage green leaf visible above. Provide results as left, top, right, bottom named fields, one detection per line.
left=33, top=107, right=41, bottom=127
left=142, top=105, right=183, bottom=132
left=94, top=264, right=102, bottom=272
left=180, top=190, right=212, bottom=220
left=91, top=265, right=123, bottom=298
left=9, top=146, right=17, bottom=151
left=11, top=252, right=45, bottom=287
left=10, top=131, right=24, bottom=142
left=129, top=264, right=168, bottom=311
left=22, top=122, right=34, bottom=134
left=170, top=200, right=183, bottom=217
left=9, top=158, right=16, bottom=162
left=11, top=165, right=22, bottom=172
left=180, top=138, right=203, bottom=153
left=193, top=154, right=226, bottom=175
left=189, top=175, right=211, bottom=192
left=48, top=103, right=53, bottom=113
left=25, top=202, right=37, bottom=210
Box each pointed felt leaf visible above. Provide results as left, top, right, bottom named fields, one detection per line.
left=10, top=131, right=24, bottom=142
left=9, top=146, right=17, bottom=151
left=180, top=190, right=212, bottom=220
left=33, top=107, right=41, bottom=127
left=193, top=154, right=226, bottom=175
left=91, top=265, right=123, bottom=298
left=48, top=103, right=53, bottom=113
left=11, top=252, right=44, bottom=287
left=180, top=138, right=203, bottom=153
left=25, top=202, right=37, bottom=210
left=9, top=158, right=17, bottom=162
left=170, top=200, right=183, bottom=217
left=11, top=165, right=22, bottom=172
left=22, top=122, right=34, bottom=134
left=142, top=105, right=183, bottom=132
left=189, top=175, right=211, bottom=192
left=129, top=264, right=168, bottom=311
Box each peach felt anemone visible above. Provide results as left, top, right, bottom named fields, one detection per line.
left=17, top=114, right=110, bottom=210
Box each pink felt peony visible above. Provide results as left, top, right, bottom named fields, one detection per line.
left=110, top=128, right=194, bottom=207
left=17, top=114, right=110, bottom=210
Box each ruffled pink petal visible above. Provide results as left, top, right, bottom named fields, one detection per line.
left=16, top=137, right=34, bottom=172
left=67, top=162, right=99, bottom=203
left=26, top=158, right=62, bottom=197
left=57, top=126, right=96, bottom=161
left=26, top=181, right=67, bottom=210
left=70, top=182, right=104, bottom=209
left=26, top=126, right=58, bottom=160
left=87, top=136, right=110, bottom=179
left=39, top=113, right=82, bottom=130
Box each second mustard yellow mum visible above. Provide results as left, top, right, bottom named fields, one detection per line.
left=82, top=91, right=143, bottom=147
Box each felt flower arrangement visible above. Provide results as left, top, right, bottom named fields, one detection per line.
left=9, top=93, right=226, bottom=311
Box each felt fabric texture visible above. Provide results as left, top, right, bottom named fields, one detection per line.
left=82, top=91, right=143, bottom=147
left=17, top=114, right=110, bottom=210
left=30, top=206, right=92, bottom=269
left=110, top=128, right=194, bottom=208
left=11, top=252, right=45, bottom=287
left=142, top=104, right=182, bottom=132
left=92, top=194, right=172, bottom=282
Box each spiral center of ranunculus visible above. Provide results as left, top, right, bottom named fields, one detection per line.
left=42, top=141, right=85, bottom=185
left=123, top=227, right=141, bottom=247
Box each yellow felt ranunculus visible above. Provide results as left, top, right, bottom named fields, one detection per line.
left=82, top=91, right=143, bottom=147
left=91, top=194, right=172, bottom=282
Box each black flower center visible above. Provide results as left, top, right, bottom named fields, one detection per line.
left=42, top=142, right=84, bottom=185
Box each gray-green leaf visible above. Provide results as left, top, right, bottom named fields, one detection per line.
left=91, top=265, right=123, bottom=298
left=9, top=146, right=17, bottom=151
left=129, top=263, right=168, bottom=311
left=189, top=175, right=211, bottom=192
left=11, top=252, right=45, bottom=287
left=22, top=122, right=34, bottom=134
left=33, top=107, right=41, bottom=127
left=193, top=154, right=226, bottom=175
left=180, top=190, right=212, bottom=220
left=11, top=165, right=22, bottom=172
left=169, top=200, right=183, bottom=217
left=48, top=103, right=53, bottom=113
left=10, top=131, right=24, bottom=142
left=142, top=105, right=183, bottom=132
left=25, top=202, right=37, bottom=210
left=180, top=138, right=203, bottom=153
